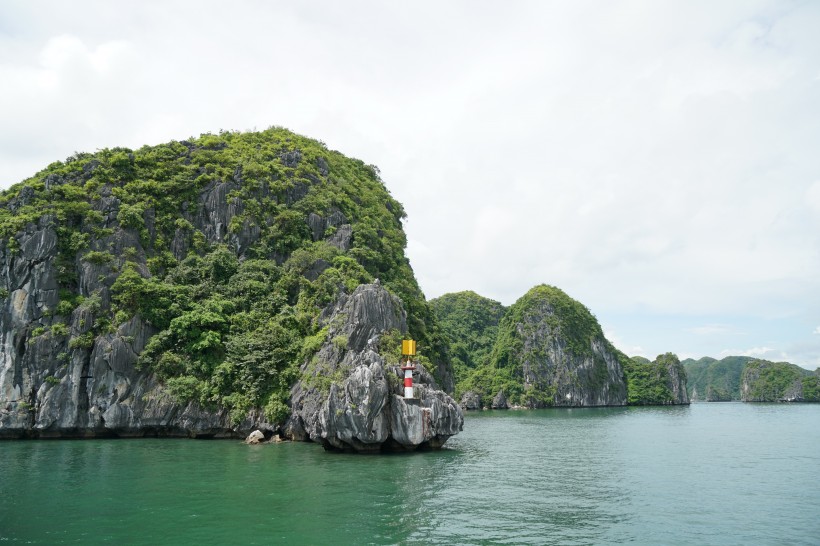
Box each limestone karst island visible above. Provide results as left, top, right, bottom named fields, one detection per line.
left=1, top=128, right=817, bottom=451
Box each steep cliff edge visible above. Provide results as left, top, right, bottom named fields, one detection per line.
left=0, top=215, right=274, bottom=438
left=0, top=128, right=455, bottom=439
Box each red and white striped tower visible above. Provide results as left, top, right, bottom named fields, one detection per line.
left=401, top=340, right=417, bottom=399
left=401, top=362, right=416, bottom=398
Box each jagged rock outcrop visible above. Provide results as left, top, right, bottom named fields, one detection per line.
left=660, top=353, right=690, bottom=404
left=0, top=250, right=272, bottom=439
left=0, top=208, right=271, bottom=438
left=287, top=282, right=463, bottom=452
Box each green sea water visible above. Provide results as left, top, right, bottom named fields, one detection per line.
left=1, top=403, right=818, bottom=545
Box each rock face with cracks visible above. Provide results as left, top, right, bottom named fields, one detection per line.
left=0, top=217, right=265, bottom=438
left=287, top=282, right=463, bottom=452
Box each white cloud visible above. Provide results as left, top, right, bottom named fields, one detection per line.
left=814, top=327, right=820, bottom=335
left=1, top=1, right=819, bottom=365
left=718, top=338, right=820, bottom=370
left=807, top=182, right=820, bottom=213
left=740, top=347, right=775, bottom=358
left=604, top=329, right=645, bottom=359
left=720, top=347, right=778, bottom=359
left=0, top=32, right=146, bottom=180
left=687, top=324, right=737, bottom=336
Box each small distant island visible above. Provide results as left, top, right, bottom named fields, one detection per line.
left=684, top=356, right=820, bottom=403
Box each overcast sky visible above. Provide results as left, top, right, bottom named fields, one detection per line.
left=2, top=1, right=819, bottom=369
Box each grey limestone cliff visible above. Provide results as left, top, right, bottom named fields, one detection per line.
left=0, top=222, right=460, bottom=444
left=287, top=282, right=463, bottom=452
left=523, top=335, right=627, bottom=407
left=664, top=355, right=690, bottom=405
left=0, top=216, right=274, bottom=438
left=0, top=196, right=392, bottom=440
left=496, top=286, right=627, bottom=407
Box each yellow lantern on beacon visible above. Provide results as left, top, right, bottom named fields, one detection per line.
left=401, top=339, right=416, bottom=357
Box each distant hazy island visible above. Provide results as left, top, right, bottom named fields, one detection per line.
left=684, top=356, right=820, bottom=403
left=0, top=128, right=815, bottom=449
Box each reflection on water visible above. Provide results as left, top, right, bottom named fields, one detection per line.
left=1, top=403, right=819, bottom=545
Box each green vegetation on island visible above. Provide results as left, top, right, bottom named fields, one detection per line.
left=432, top=285, right=694, bottom=407
left=433, top=286, right=693, bottom=408
left=741, top=360, right=820, bottom=402
left=621, top=352, right=688, bottom=405
left=430, top=291, right=506, bottom=397
left=0, top=127, right=448, bottom=424
left=682, top=356, right=753, bottom=401
left=683, top=356, right=818, bottom=403
left=485, top=284, right=617, bottom=407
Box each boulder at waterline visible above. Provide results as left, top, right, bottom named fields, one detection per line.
left=491, top=390, right=508, bottom=409
left=245, top=430, right=265, bottom=444
left=460, top=391, right=481, bottom=411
